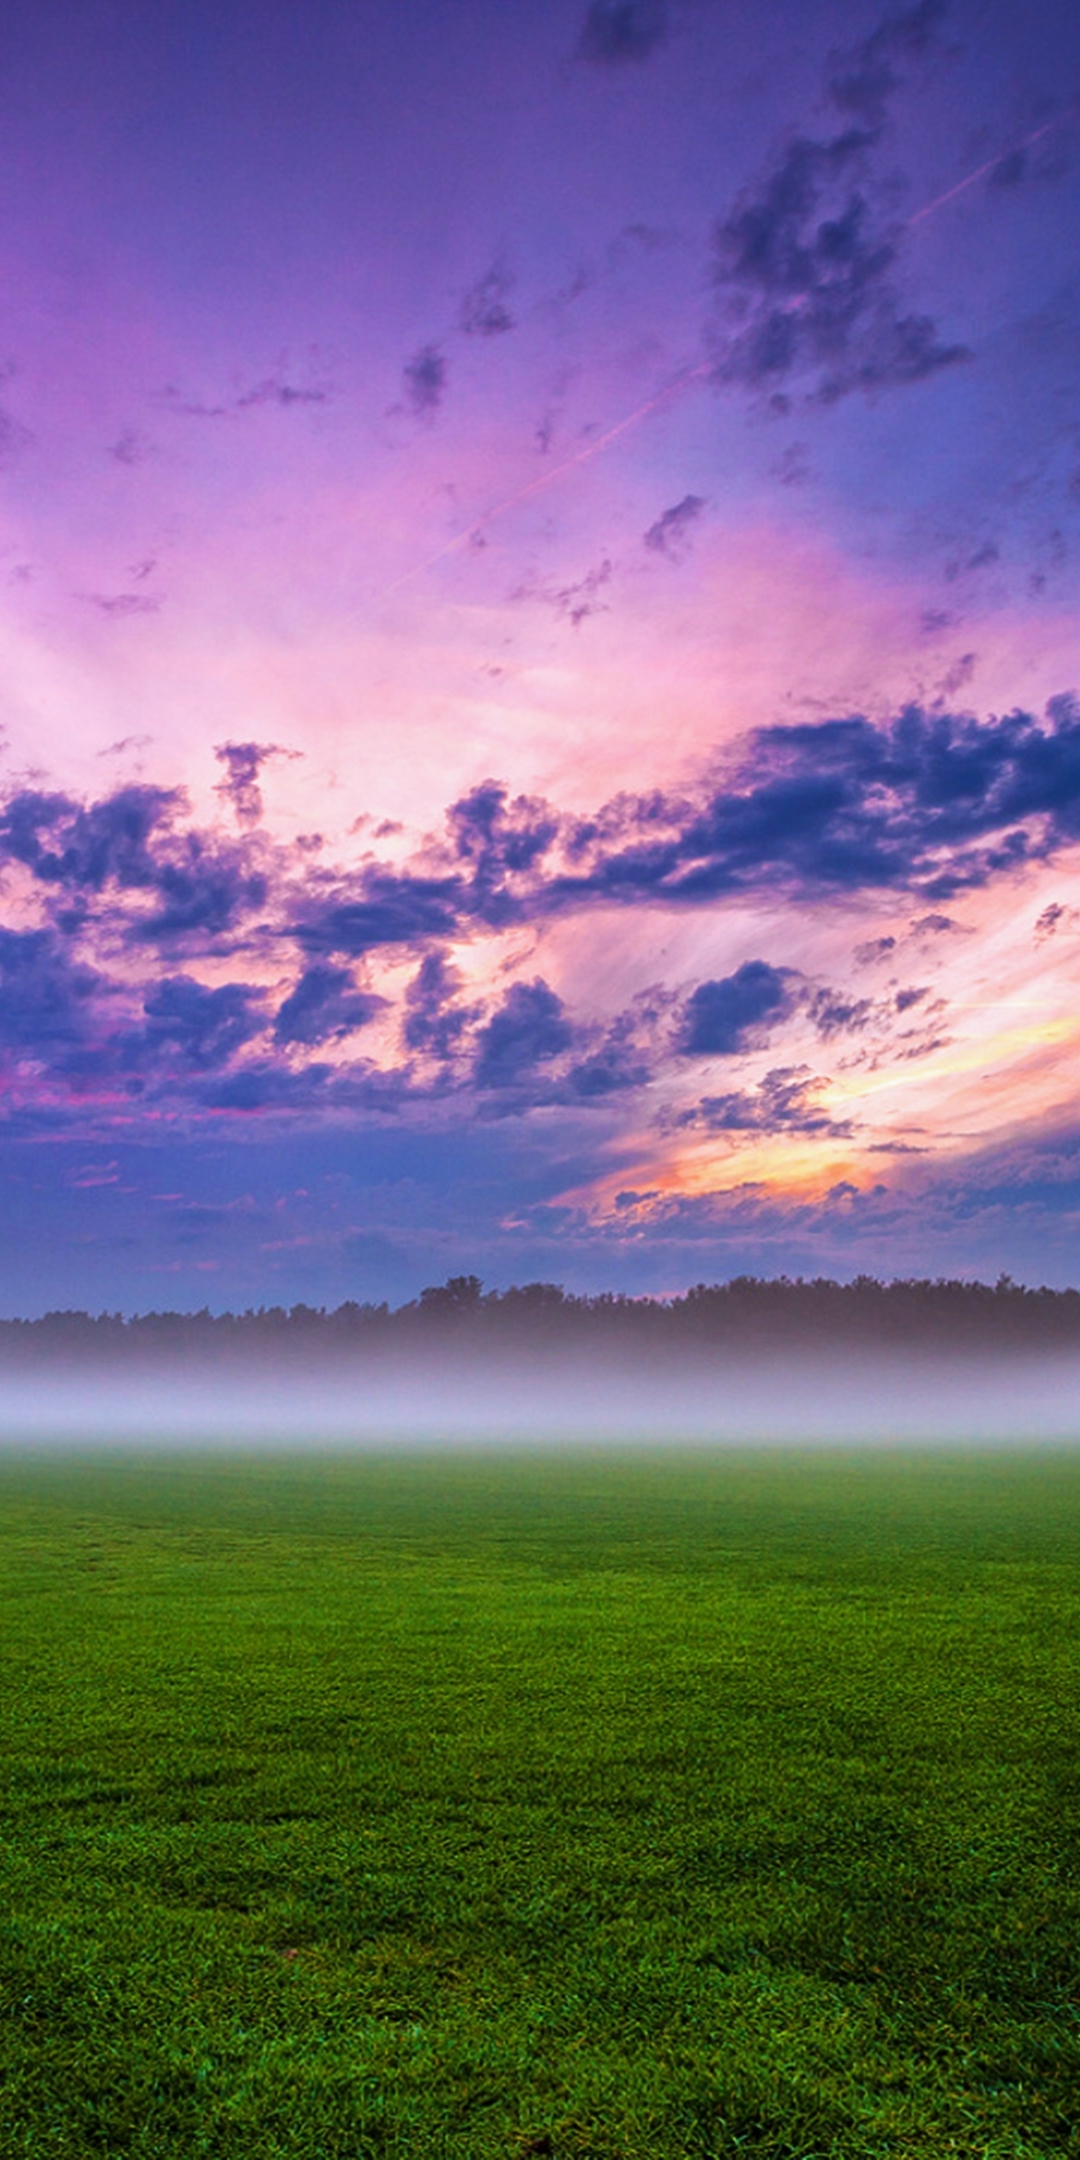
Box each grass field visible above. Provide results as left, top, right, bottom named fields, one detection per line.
left=1, top=1446, right=1079, bottom=2159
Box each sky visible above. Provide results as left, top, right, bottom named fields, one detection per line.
left=2, top=0, right=1080, bottom=1311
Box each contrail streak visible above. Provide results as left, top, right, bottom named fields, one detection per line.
left=381, top=360, right=711, bottom=596
left=383, top=108, right=1075, bottom=597
left=904, top=111, right=1070, bottom=229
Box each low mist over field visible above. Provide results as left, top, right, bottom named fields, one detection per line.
left=3, top=1276, right=1079, bottom=1447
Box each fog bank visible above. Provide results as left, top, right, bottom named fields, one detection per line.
left=1, top=1343, right=1077, bottom=1451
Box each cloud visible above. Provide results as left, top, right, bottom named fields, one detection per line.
left=109, top=429, right=152, bottom=466
left=293, top=869, right=464, bottom=956
left=164, top=375, right=328, bottom=420
left=826, top=0, right=946, bottom=131
left=83, top=593, right=161, bottom=618
left=567, top=1030, right=652, bottom=1099
left=0, top=928, right=102, bottom=1052
left=460, top=265, right=516, bottom=337
left=710, top=10, right=963, bottom=408
left=678, top=1065, right=852, bottom=1136
left=139, top=975, right=265, bottom=1070
left=274, top=964, right=382, bottom=1047
left=447, top=780, right=559, bottom=916
left=578, top=0, right=668, bottom=65
left=854, top=934, right=897, bottom=965
left=1034, top=901, right=1078, bottom=940
left=0, top=784, right=178, bottom=892
left=712, top=129, right=967, bottom=404
left=523, top=558, right=612, bottom=627
left=644, top=494, right=706, bottom=558
left=234, top=378, right=328, bottom=410
left=214, top=741, right=290, bottom=828
left=806, top=988, right=874, bottom=1040
left=0, top=783, right=269, bottom=947
left=679, top=961, right=792, bottom=1055
left=474, top=979, right=573, bottom=1091
left=559, top=695, right=1080, bottom=905
left=402, top=344, right=447, bottom=417
left=403, top=952, right=476, bottom=1059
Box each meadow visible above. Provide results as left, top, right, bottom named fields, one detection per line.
left=1, top=1445, right=1078, bottom=2159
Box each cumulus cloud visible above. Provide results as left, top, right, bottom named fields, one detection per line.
left=578, top=0, right=668, bottom=65
left=713, top=132, right=967, bottom=404
left=403, top=951, right=476, bottom=1060
left=0, top=782, right=267, bottom=946
left=84, top=593, right=161, bottom=619
left=517, top=560, right=613, bottom=627
left=402, top=343, right=447, bottom=416
left=474, top=980, right=573, bottom=1091
left=679, top=961, right=792, bottom=1055
left=447, top=780, right=559, bottom=916
left=711, top=3, right=963, bottom=405
left=558, top=696, right=1080, bottom=905
left=678, top=1066, right=852, bottom=1136
left=274, top=964, right=382, bottom=1047
left=139, top=975, right=266, bottom=1070
left=644, top=493, right=706, bottom=558
left=7, top=692, right=1080, bottom=1135
left=826, top=0, right=946, bottom=130
left=460, top=265, right=516, bottom=337
left=293, top=869, right=464, bottom=956
left=0, top=928, right=102, bottom=1053
left=214, top=741, right=290, bottom=828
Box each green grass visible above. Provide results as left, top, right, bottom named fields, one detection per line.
left=2, top=1446, right=1079, bottom=2159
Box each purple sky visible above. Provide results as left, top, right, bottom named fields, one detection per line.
left=3, top=0, right=1080, bottom=1310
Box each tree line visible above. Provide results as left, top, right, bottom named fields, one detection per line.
left=2, top=1272, right=1080, bottom=1364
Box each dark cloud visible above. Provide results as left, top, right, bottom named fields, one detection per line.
left=679, top=961, right=791, bottom=1055
left=214, top=741, right=288, bottom=828
left=447, top=780, right=559, bottom=917
left=678, top=1066, right=851, bottom=1136
left=84, top=593, right=161, bottom=618
left=1034, top=901, right=1076, bottom=940
left=293, top=869, right=464, bottom=956
left=854, top=934, right=897, bottom=964
left=558, top=695, right=1080, bottom=905
left=644, top=493, right=706, bottom=558
left=195, top=1057, right=410, bottom=1116
left=403, top=951, right=475, bottom=1059
left=274, top=964, right=382, bottom=1047
left=827, top=0, right=946, bottom=131
left=140, top=975, right=265, bottom=1070
left=460, top=266, right=516, bottom=337
left=234, top=378, right=328, bottom=409
left=474, top=979, right=573, bottom=1091
left=578, top=0, right=668, bottom=65
left=109, top=429, right=152, bottom=466
left=712, top=10, right=962, bottom=409
left=0, top=783, right=270, bottom=947
left=713, top=128, right=967, bottom=404
left=0, top=785, right=177, bottom=892
left=402, top=344, right=447, bottom=417
left=138, top=847, right=268, bottom=945
left=567, top=1034, right=651, bottom=1098
left=553, top=559, right=612, bottom=626
left=0, top=929, right=102, bottom=1052
left=164, top=376, right=327, bottom=419
left=807, top=988, right=874, bottom=1039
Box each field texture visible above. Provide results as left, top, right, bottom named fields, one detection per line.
left=1, top=1448, right=1078, bottom=2158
